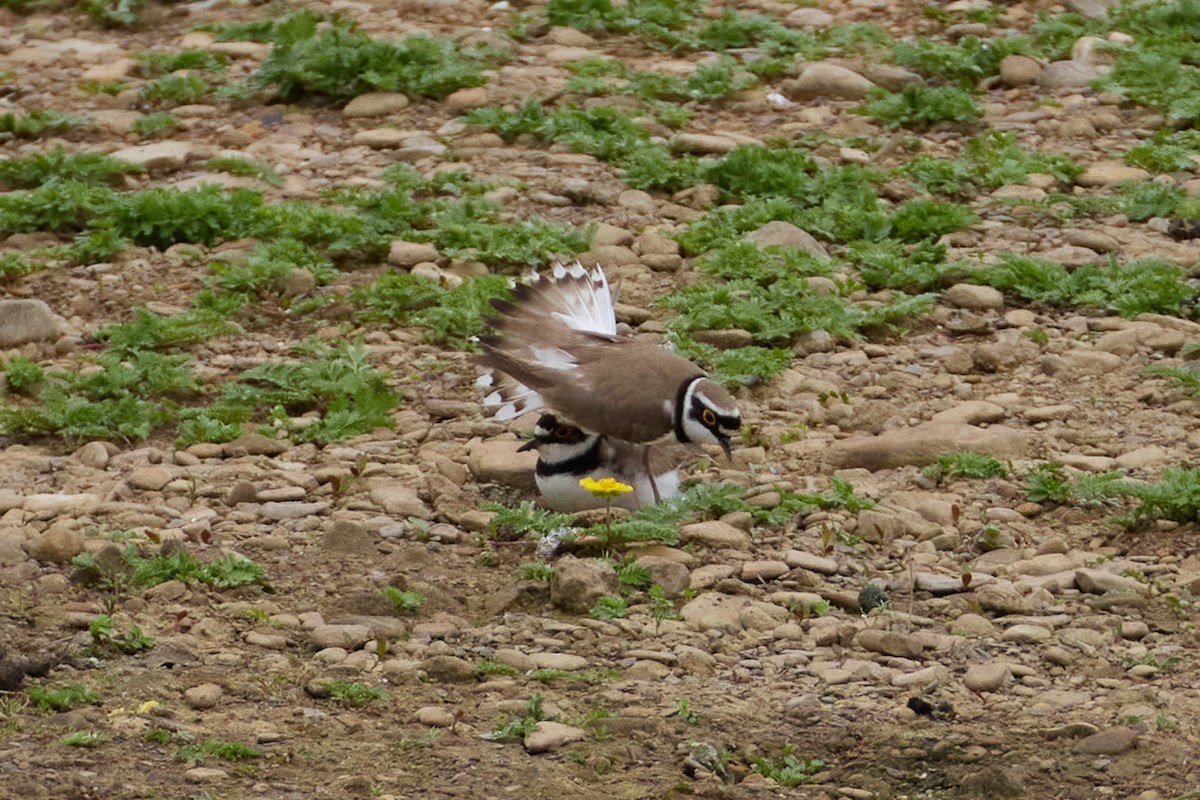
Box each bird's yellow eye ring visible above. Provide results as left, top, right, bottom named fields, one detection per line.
left=555, top=426, right=573, bottom=439
left=701, top=409, right=717, bottom=427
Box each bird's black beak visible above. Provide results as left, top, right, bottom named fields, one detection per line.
left=718, top=434, right=732, bottom=460
left=517, top=439, right=538, bottom=453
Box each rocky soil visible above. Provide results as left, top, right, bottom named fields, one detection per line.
left=1, top=0, right=1199, bottom=798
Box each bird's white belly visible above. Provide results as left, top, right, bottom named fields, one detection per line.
left=535, top=469, right=681, bottom=513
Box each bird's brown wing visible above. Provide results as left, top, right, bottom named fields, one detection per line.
left=533, top=339, right=703, bottom=443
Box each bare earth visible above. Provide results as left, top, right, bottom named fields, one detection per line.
left=1, top=1, right=1199, bottom=799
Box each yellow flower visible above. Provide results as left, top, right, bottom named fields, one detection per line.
left=579, top=476, right=634, bottom=498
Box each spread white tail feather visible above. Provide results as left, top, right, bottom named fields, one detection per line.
left=476, top=370, right=544, bottom=420
left=533, top=261, right=616, bottom=336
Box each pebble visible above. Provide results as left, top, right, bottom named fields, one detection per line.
left=28, top=526, right=84, bottom=563
left=530, top=653, right=589, bottom=671
left=964, top=662, right=1011, bottom=692
left=744, top=221, right=829, bottom=260
left=415, top=706, right=457, bottom=727
left=524, top=721, right=586, bottom=753
left=855, top=629, right=925, bottom=659
left=110, top=141, right=194, bottom=172
left=309, top=624, right=373, bottom=650
left=1075, top=727, right=1137, bottom=755
left=550, top=556, right=618, bottom=614
left=1001, top=624, right=1052, bottom=643
left=260, top=501, right=330, bottom=521
left=949, top=613, right=997, bottom=637
left=786, top=62, right=875, bottom=99
left=421, top=655, right=476, bottom=683
left=468, top=441, right=537, bottom=491
left=184, top=683, right=224, bottom=710
left=342, top=92, right=410, bottom=117
left=740, top=560, right=789, bottom=582
left=0, top=300, right=61, bottom=347
left=999, top=54, right=1042, bottom=86
left=1036, top=60, right=1099, bottom=90
left=784, top=550, right=838, bottom=575
left=679, top=521, right=752, bottom=550
left=74, top=441, right=111, bottom=470
left=944, top=284, right=1004, bottom=310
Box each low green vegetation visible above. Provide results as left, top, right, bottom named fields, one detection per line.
left=62, top=731, right=105, bottom=747
left=0, top=109, right=88, bottom=138
left=86, top=614, right=154, bottom=656
left=976, top=255, right=1196, bottom=318
left=138, top=74, right=212, bottom=107
left=485, top=479, right=872, bottom=547
left=484, top=692, right=545, bottom=742
left=318, top=680, right=387, bottom=708
left=71, top=546, right=269, bottom=593
left=859, top=84, right=983, bottom=129
left=28, top=684, right=101, bottom=713
left=923, top=451, right=1010, bottom=483
left=589, top=594, right=629, bottom=620
left=750, top=745, right=825, bottom=787
left=380, top=587, right=425, bottom=615
left=205, top=155, right=282, bottom=186
left=78, top=0, right=141, bottom=27
left=249, top=13, right=495, bottom=103
left=130, top=112, right=179, bottom=138
left=900, top=131, right=1081, bottom=199
left=0, top=148, right=142, bottom=189
left=173, top=738, right=260, bottom=765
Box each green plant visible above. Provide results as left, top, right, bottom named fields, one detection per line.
left=73, top=546, right=269, bottom=593
left=137, top=74, right=211, bottom=106
left=353, top=273, right=514, bottom=349
left=1024, top=461, right=1073, bottom=504
left=98, top=302, right=243, bottom=354
left=206, top=156, right=283, bottom=186
left=922, top=451, right=1009, bottom=483
left=484, top=501, right=574, bottom=540
left=890, top=34, right=1029, bottom=84
left=850, top=239, right=958, bottom=292
left=673, top=698, right=698, bottom=724
left=189, top=339, right=399, bottom=446
left=0, top=110, right=87, bottom=139
left=475, top=659, right=520, bottom=677
left=208, top=239, right=335, bottom=301
left=78, top=0, right=142, bottom=27
left=649, top=584, right=681, bottom=631
left=976, top=254, right=1195, bottom=318
left=614, top=558, right=651, bottom=592
left=484, top=692, right=546, bottom=742
left=135, top=49, right=229, bottom=75
left=0, top=147, right=141, bottom=189
left=1124, top=129, right=1200, bottom=172
left=86, top=614, right=154, bottom=656
left=62, top=731, right=104, bottom=747
left=1120, top=468, right=1200, bottom=526
left=530, top=668, right=617, bottom=684
left=380, top=586, right=425, bottom=615
left=79, top=79, right=129, bottom=95
left=589, top=594, right=629, bottom=620
left=860, top=84, right=983, bottom=129
left=3, top=356, right=44, bottom=394
left=750, top=745, right=825, bottom=787
left=519, top=562, right=554, bottom=582
left=1150, top=364, right=1200, bottom=397
left=173, top=738, right=260, bottom=765
left=130, top=113, right=179, bottom=138
left=318, top=680, right=386, bottom=708
left=252, top=20, right=493, bottom=103
left=27, top=684, right=101, bottom=713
